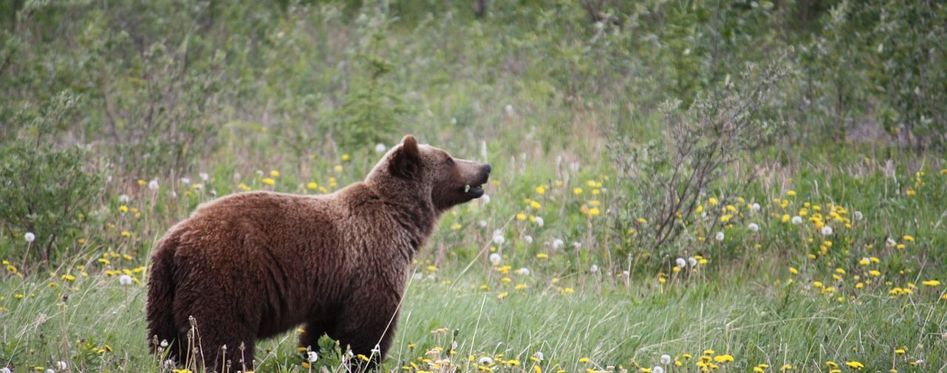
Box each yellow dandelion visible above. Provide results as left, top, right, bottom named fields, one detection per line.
left=261, top=177, right=275, bottom=186
left=845, top=361, right=864, bottom=370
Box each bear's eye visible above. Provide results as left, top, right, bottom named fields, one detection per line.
left=446, top=157, right=455, bottom=166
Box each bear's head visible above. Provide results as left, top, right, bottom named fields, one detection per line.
left=366, top=135, right=491, bottom=213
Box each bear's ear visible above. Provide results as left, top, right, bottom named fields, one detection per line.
left=389, top=135, right=421, bottom=179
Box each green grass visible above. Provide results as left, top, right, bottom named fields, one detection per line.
left=2, top=264, right=944, bottom=372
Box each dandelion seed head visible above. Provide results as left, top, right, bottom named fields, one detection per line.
left=791, top=216, right=803, bottom=225
left=715, top=231, right=725, bottom=241
left=307, top=351, right=319, bottom=362
left=523, top=235, right=533, bottom=244
left=180, top=177, right=191, bottom=185
left=199, top=172, right=209, bottom=181
left=56, top=361, right=67, bottom=370
left=534, top=216, right=544, bottom=226
left=119, top=194, right=131, bottom=203
left=374, top=143, right=387, bottom=153
left=552, top=239, right=564, bottom=250
left=660, top=354, right=672, bottom=365
left=119, top=274, right=133, bottom=286
left=24, top=232, right=35, bottom=243
left=478, top=357, right=494, bottom=365
left=652, top=366, right=665, bottom=373
left=478, top=220, right=488, bottom=228
left=688, top=257, right=698, bottom=267
left=821, top=226, right=834, bottom=236
left=590, top=264, right=599, bottom=273
left=749, top=203, right=761, bottom=213
left=748, top=223, right=760, bottom=232
left=489, top=253, right=502, bottom=266
left=492, top=231, right=505, bottom=245
left=675, top=258, right=687, bottom=268
left=148, top=179, right=159, bottom=190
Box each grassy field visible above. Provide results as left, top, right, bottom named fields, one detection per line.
left=1, top=1, right=946, bottom=372
left=2, top=148, right=945, bottom=372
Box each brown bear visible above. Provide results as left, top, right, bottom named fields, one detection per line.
left=146, top=135, right=490, bottom=371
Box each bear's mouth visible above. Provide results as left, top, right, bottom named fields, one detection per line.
left=464, top=184, right=485, bottom=198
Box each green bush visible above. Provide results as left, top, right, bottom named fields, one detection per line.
left=0, top=91, right=101, bottom=266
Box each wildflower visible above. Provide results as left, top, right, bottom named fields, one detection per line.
left=791, top=216, right=803, bottom=224
left=148, top=179, right=159, bottom=190
left=789, top=267, right=799, bottom=275
left=573, top=187, right=583, bottom=195
left=845, top=361, right=864, bottom=370
left=516, top=212, right=527, bottom=221
left=552, top=239, right=565, bottom=250
left=749, top=203, right=761, bottom=213
left=307, top=351, right=319, bottom=362
left=334, top=164, right=343, bottom=173
left=119, top=194, right=131, bottom=203
left=55, top=361, right=67, bottom=370
left=516, top=267, right=530, bottom=276
left=590, top=264, right=599, bottom=273
left=853, top=211, right=863, bottom=221
left=492, top=231, right=505, bottom=245
left=780, top=364, right=793, bottom=371
left=587, top=207, right=600, bottom=217
left=660, top=354, right=672, bottom=365
left=536, top=252, right=549, bottom=260
left=713, top=354, right=734, bottom=363
left=652, top=367, right=664, bottom=373
left=675, top=258, right=687, bottom=268
left=579, top=357, right=590, bottom=364
left=921, top=279, right=941, bottom=287
left=533, top=352, right=544, bottom=362
left=708, top=197, right=719, bottom=206
left=715, top=232, right=725, bottom=242
left=199, top=172, right=209, bottom=181
left=61, top=274, right=76, bottom=282
left=261, top=178, right=275, bottom=186
left=688, top=257, right=698, bottom=267
left=180, top=177, right=191, bottom=185
left=534, top=217, right=544, bottom=227
left=748, top=223, right=760, bottom=232
left=481, top=194, right=491, bottom=204
left=479, top=220, right=488, bottom=228
left=497, top=291, right=509, bottom=300
left=505, top=104, right=515, bottom=115
left=535, top=186, right=546, bottom=195
left=489, top=253, right=502, bottom=266
left=119, top=274, right=133, bottom=286
left=902, top=235, right=914, bottom=242
left=25, top=232, right=35, bottom=243
left=821, top=226, right=833, bottom=236
left=478, top=357, right=494, bottom=365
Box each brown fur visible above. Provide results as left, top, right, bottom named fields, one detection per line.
left=146, top=135, right=490, bottom=370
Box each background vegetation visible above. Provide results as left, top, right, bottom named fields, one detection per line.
left=1, top=0, right=944, bottom=372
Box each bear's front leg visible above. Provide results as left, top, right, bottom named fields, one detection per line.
left=329, top=288, right=402, bottom=370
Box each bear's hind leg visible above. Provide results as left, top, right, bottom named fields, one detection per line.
left=176, top=304, right=258, bottom=372
left=329, top=296, right=400, bottom=370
